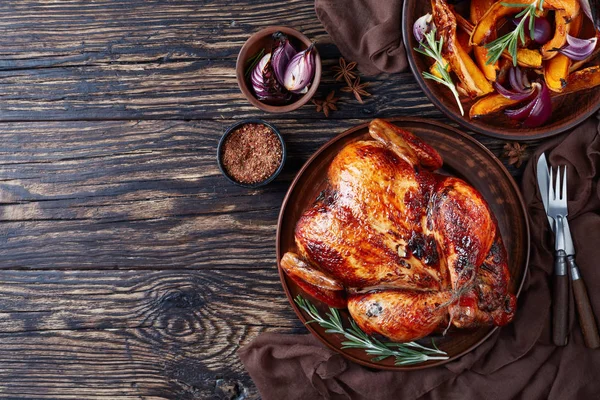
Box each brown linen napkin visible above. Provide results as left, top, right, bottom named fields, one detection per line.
left=315, top=0, right=407, bottom=75
left=239, top=115, right=600, bottom=399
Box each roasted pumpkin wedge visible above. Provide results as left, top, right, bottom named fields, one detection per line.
left=560, top=66, right=600, bottom=94
left=544, top=13, right=585, bottom=91
left=544, top=0, right=581, bottom=20
left=457, top=7, right=543, bottom=69
left=430, top=58, right=450, bottom=79
left=470, top=0, right=499, bottom=80
left=469, top=0, right=496, bottom=24
left=544, top=54, right=571, bottom=91
left=432, top=0, right=493, bottom=97
left=542, top=10, right=570, bottom=60
left=471, top=0, right=536, bottom=46
left=469, top=93, right=525, bottom=119
left=458, top=30, right=473, bottom=53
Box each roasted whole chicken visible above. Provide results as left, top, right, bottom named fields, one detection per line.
left=281, top=119, right=516, bottom=342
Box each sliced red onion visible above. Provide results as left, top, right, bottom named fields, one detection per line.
left=512, top=16, right=552, bottom=44
left=283, top=43, right=315, bottom=93
left=251, top=53, right=290, bottom=102
left=505, top=84, right=541, bottom=120
left=580, top=0, right=600, bottom=31
left=504, top=81, right=551, bottom=127
left=413, top=13, right=433, bottom=43
left=271, top=33, right=297, bottom=86
left=522, top=82, right=551, bottom=127
left=557, top=34, right=598, bottom=61
left=493, top=82, right=534, bottom=100
left=508, top=67, right=531, bottom=93
left=251, top=53, right=272, bottom=99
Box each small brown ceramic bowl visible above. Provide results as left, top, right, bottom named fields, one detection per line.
left=402, top=0, right=600, bottom=141
left=236, top=26, right=322, bottom=113
left=217, top=119, right=286, bottom=188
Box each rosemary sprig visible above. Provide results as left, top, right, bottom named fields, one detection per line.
left=484, top=0, right=545, bottom=66
left=244, top=48, right=265, bottom=78
left=414, top=28, right=464, bottom=116
left=294, top=295, right=448, bottom=366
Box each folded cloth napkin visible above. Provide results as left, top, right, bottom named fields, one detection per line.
left=238, top=114, right=600, bottom=400
left=315, top=0, right=407, bottom=75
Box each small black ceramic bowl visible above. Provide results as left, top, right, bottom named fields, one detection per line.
left=217, top=119, right=286, bottom=188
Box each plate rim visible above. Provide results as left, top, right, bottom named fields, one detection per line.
left=275, top=117, right=531, bottom=370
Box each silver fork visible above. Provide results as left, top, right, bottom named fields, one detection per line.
left=548, top=166, right=569, bottom=346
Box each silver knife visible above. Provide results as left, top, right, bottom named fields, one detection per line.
left=537, top=153, right=600, bottom=348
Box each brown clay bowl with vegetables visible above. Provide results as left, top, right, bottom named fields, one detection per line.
left=403, top=0, right=600, bottom=140
left=236, top=26, right=321, bottom=113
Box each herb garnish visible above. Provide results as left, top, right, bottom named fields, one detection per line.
left=244, top=48, right=265, bottom=78
left=295, top=295, right=449, bottom=366
left=484, top=0, right=545, bottom=66
left=414, top=27, right=465, bottom=116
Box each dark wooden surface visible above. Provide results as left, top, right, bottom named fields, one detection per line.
left=0, top=1, right=541, bottom=399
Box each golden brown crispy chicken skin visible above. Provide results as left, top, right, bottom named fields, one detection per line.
left=281, top=119, right=516, bottom=342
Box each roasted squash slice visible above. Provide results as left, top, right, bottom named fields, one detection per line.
left=560, top=66, right=600, bottom=94
left=544, top=0, right=581, bottom=20
left=432, top=0, right=493, bottom=98
left=469, top=93, right=525, bottom=119
left=457, top=7, right=543, bottom=69
left=542, top=10, right=570, bottom=60
left=474, top=46, right=499, bottom=80
left=458, top=30, right=473, bottom=54
left=470, top=0, right=496, bottom=24
left=471, top=0, right=537, bottom=46
left=544, top=14, right=584, bottom=91
left=470, top=0, right=499, bottom=80
left=430, top=58, right=450, bottom=79
left=544, top=54, right=571, bottom=91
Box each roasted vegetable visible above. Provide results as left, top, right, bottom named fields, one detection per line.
left=560, top=65, right=600, bottom=94
left=544, top=0, right=581, bottom=20
left=457, top=7, right=544, bottom=68
left=469, top=93, right=525, bottom=118
left=469, top=0, right=495, bottom=24
left=544, top=53, right=571, bottom=91
left=432, top=0, right=493, bottom=97
left=543, top=14, right=585, bottom=91
left=541, top=10, right=570, bottom=60
left=470, top=0, right=499, bottom=80
left=458, top=30, right=473, bottom=53
left=471, top=0, right=536, bottom=46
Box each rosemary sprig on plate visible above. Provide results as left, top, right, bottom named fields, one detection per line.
left=484, top=0, right=545, bottom=66
left=294, top=295, right=449, bottom=366
left=414, top=28, right=464, bottom=116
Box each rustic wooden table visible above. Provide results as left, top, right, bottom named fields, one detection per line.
left=0, top=1, right=541, bottom=399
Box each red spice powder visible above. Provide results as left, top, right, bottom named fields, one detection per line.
left=221, top=123, right=283, bottom=184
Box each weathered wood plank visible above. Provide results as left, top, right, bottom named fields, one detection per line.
left=0, top=269, right=304, bottom=399
left=0, top=326, right=286, bottom=399
left=0, top=268, right=300, bottom=332
left=0, top=59, right=439, bottom=121
left=0, top=0, right=332, bottom=70
left=0, top=119, right=530, bottom=269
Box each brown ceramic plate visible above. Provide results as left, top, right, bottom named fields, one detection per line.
left=402, top=1, right=600, bottom=140
left=276, top=117, right=530, bottom=370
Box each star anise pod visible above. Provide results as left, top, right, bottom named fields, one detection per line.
left=332, top=57, right=357, bottom=87
left=341, top=77, right=371, bottom=104
left=312, top=90, right=339, bottom=118
left=503, top=142, right=528, bottom=168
